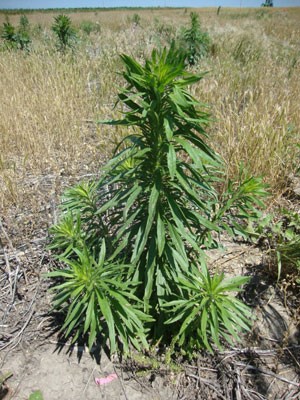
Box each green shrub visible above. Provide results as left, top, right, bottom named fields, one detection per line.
left=1, top=20, right=31, bottom=51
left=19, top=14, right=30, bottom=33
left=32, top=23, right=43, bottom=36
left=51, top=14, right=77, bottom=52
left=179, top=12, right=210, bottom=65
left=252, top=209, right=300, bottom=282
left=261, top=0, right=273, bottom=6
left=128, top=13, right=141, bottom=26
left=80, top=21, right=93, bottom=35
left=80, top=20, right=100, bottom=35
left=1, top=22, right=15, bottom=47
left=48, top=44, right=267, bottom=356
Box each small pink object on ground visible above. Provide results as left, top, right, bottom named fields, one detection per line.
left=95, top=373, right=118, bottom=385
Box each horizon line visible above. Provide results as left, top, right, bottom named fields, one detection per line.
left=1, top=5, right=299, bottom=10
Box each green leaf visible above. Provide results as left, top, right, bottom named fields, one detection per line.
left=84, top=291, right=95, bottom=334
left=200, top=307, right=211, bottom=351
left=88, top=310, right=98, bottom=350
left=164, top=118, right=173, bottom=140
left=64, top=301, right=86, bottom=338
left=156, top=213, right=166, bottom=257
left=123, top=184, right=142, bottom=220
left=178, top=306, right=200, bottom=336
left=95, top=289, right=116, bottom=353
left=29, top=390, right=44, bottom=400
left=144, top=236, right=157, bottom=311
left=132, top=182, right=160, bottom=261
left=99, top=240, right=106, bottom=267
left=46, top=270, right=73, bottom=278
left=167, top=144, right=177, bottom=180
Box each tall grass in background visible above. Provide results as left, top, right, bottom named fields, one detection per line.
left=201, top=29, right=299, bottom=191
left=0, top=8, right=299, bottom=212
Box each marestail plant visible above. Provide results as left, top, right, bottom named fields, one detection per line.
left=51, top=15, right=77, bottom=52
left=19, top=15, right=30, bottom=33
left=179, top=12, right=210, bottom=65
left=1, top=22, right=16, bottom=48
left=1, top=21, right=31, bottom=51
left=49, top=44, right=268, bottom=356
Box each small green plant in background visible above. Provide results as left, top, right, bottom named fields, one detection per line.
left=80, top=20, right=94, bottom=35
left=1, top=21, right=16, bottom=48
left=1, top=19, right=31, bottom=51
left=252, top=209, right=300, bottom=283
left=80, top=20, right=100, bottom=36
left=247, top=208, right=300, bottom=282
left=153, top=17, right=175, bottom=45
left=19, top=14, right=30, bottom=33
left=48, top=44, right=267, bottom=357
left=17, top=14, right=31, bottom=51
left=261, top=0, right=273, bottom=6
left=179, top=12, right=210, bottom=65
left=129, top=13, right=141, bottom=26
left=51, top=14, right=77, bottom=52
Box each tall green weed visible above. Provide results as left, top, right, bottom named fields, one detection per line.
left=178, top=12, right=210, bottom=65
left=48, top=44, right=268, bottom=357
left=51, top=15, right=77, bottom=52
left=1, top=19, right=31, bottom=51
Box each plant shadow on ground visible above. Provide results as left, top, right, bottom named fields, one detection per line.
left=243, top=262, right=299, bottom=341
left=41, top=259, right=300, bottom=400
left=43, top=310, right=106, bottom=365
left=240, top=263, right=300, bottom=396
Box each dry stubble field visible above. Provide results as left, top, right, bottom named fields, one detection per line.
left=0, top=7, right=300, bottom=400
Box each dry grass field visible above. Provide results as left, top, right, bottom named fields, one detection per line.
left=0, top=7, right=299, bottom=214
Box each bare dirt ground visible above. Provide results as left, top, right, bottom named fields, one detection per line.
left=1, top=342, right=176, bottom=399
left=1, top=171, right=300, bottom=400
